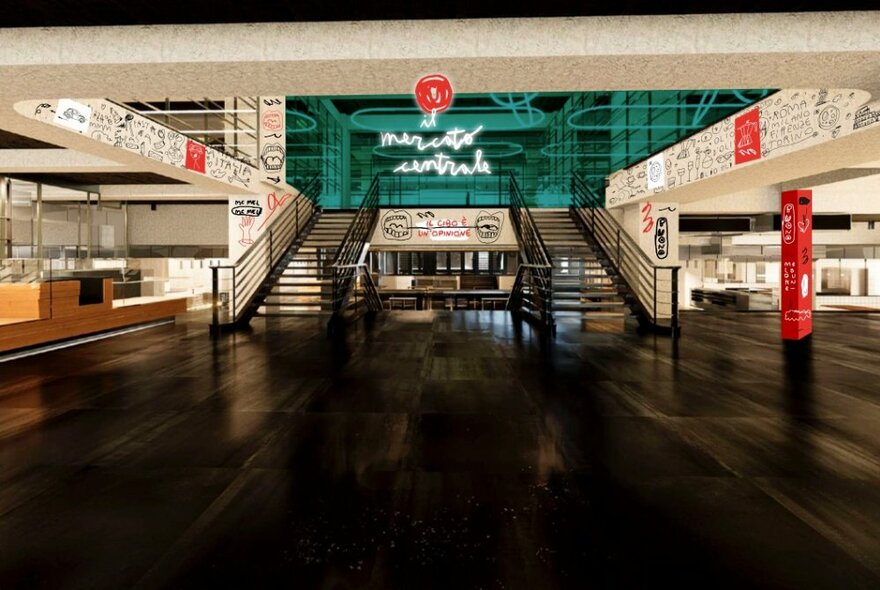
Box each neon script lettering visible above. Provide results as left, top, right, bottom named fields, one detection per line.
left=380, top=126, right=491, bottom=176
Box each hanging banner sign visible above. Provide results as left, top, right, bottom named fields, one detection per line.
left=185, top=140, right=206, bottom=173
left=734, top=107, right=762, bottom=165
left=371, top=208, right=518, bottom=249
left=781, top=189, right=813, bottom=340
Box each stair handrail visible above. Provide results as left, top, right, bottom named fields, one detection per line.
left=210, top=173, right=322, bottom=331
left=329, top=175, right=382, bottom=321
left=506, top=172, right=555, bottom=333
left=570, top=173, right=680, bottom=335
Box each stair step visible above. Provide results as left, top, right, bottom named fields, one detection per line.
left=274, top=279, right=333, bottom=286
left=261, top=300, right=334, bottom=307
left=553, top=290, right=618, bottom=298
left=555, top=311, right=627, bottom=320
left=552, top=301, right=625, bottom=310
left=257, top=312, right=333, bottom=318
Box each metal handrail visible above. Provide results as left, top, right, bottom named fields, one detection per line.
left=570, top=173, right=680, bottom=335
left=506, top=173, right=554, bottom=333
left=329, top=175, right=382, bottom=324
left=210, top=174, right=321, bottom=330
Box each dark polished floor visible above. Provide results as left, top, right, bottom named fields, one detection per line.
left=2, top=311, right=880, bottom=589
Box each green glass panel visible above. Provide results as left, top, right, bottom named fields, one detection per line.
left=286, top=89, right=773, bottom=208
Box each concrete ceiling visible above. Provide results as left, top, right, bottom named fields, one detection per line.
left=0, top=13, right=879, bottom=200
left=4, top=1, right=877, bottom=27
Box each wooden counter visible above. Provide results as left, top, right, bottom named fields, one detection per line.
left=0, top=279, right=186, bottom=353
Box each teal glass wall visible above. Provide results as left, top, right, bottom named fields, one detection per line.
left=286, top=89, right=772, bottom=208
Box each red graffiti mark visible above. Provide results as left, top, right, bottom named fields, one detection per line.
left=415, top=74, right=453, bottom=115
left=261, top=111, right=283, bottom=131
left=641, top=202, right=654, bottom=233
left=256, top=192, right=293, bottom=231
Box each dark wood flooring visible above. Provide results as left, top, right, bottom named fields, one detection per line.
left=2, top=311, right=880, bottom=589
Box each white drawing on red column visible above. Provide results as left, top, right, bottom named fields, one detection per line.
left=784, top=309, right=812, bottom=322
left=782, top=203, right=795, bottom=244
left=798, top=214, right=810, bottom=233
left=801, top=273, right=809, bottom=299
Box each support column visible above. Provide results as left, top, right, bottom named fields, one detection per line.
left=0, top=177, right=10, bottom=258
left=35, top=183, right=43, bottom=259
left=780, top=189, right=813, bottom=340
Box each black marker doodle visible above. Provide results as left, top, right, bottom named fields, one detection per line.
left=260, top=144, right=284, bottom=172
left=654, top=217, right=669, bottom=260
left=382, top=210, right=413, bottom=240
left=475, top=211, right=504, bottom=244
left=817, top=105, right=840, bottom=130
left=853, top=105, right=880, bottom=130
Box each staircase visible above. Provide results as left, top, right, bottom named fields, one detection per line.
left=530, top=209, right=627, bottom=331
left=256, top=211, right=356, bottom=318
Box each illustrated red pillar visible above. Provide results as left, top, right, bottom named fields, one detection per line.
left=780, top=189, right=813, bottom=340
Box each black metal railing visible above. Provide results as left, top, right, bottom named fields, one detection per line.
left=570, top=173, right=680, bottom=336
left=329, top=175, right=383, bottom=326
left=210, top=174, right=322, bottom=331
left=506, top=172, right=555, bottom=334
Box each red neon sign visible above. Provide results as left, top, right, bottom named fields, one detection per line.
left=415, top=74, right=453, bottom=114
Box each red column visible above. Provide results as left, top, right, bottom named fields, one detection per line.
left=780, top=189, right=813, bottom=340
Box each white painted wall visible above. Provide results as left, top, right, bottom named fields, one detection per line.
left=129, top=203, right=227, bottom=246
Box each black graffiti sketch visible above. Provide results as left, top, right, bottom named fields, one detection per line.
left=654, top=217, right=669, bottom=260
left=260, top=144, right=285, bottom=172
left=382, top=210, right=413, bottom=241
left=801, top=247, right=809, bottom=265
left=475, top=211, right=504, bottom=244
left=853, top=105, right=880, bottom=131
left=817, top=105, right=840, bottom=130
left=263, top=98, right=282, bottom=106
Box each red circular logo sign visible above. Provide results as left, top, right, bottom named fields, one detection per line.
left=415, top=74, right=453, bottom=114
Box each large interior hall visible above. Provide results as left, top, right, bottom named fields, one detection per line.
left=2, top=4, right=880, bottom=589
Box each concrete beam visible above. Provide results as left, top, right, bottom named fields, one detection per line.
left=780, top=168, right=880, bottom=192
left=0, top=148, right=132, bottom=173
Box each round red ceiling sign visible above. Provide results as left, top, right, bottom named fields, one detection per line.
left=415, top=74, right=453, bottom=114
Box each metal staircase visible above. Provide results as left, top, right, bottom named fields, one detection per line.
left=531, top=209, right=628, bottom=331
left=256, top=211, right=356, bottom=318
left=569, top=173, right=680, bottom=336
